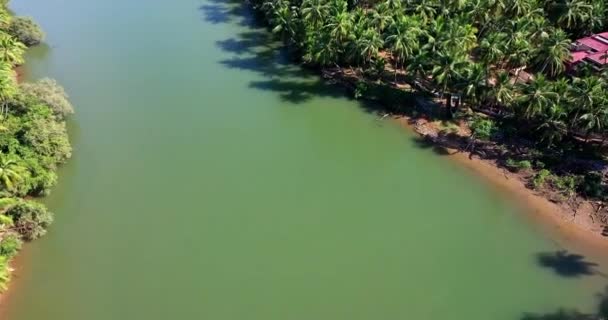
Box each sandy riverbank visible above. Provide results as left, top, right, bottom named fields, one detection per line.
left=395, top=115, right=608, bottom=252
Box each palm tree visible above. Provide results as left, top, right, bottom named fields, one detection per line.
left=386, top=15, right=422, bottom=80
left=349, top=27, right=383, bottom=66
left=407, top=50, right=430, bottom=81
left=431, top=49, right=470, bottom=95
left=0, top=256, right=10, bottom=291
left=301, top=0, right=329, bottom=28
left=507, top=0, right=536, bottom=17
left=568, top=76, right=603, bottom=129
left=0, top=34, right=25, bottom=66
left=461, top=62, right=487, bottom=106
left=268, top=0, right=299, bottom=43
left=549, top=0, right=593, bottom=30
left=0, top=154, right=24, bottom=192
left=327, top=11, right=352, bottom=44
left=479, top=32, right=507, bottom=67
left=444, top=19, right=478, bottom=52
left=578, top=103, right=608, bottom=141
left=368, top=4, right=393, bottom=33
left=0, top=9, right=10, bottom=30
left=516, top=74, right=559, bottom=119
left=0, top=62, right=16, bottom=118
left=483, top=71, right=514, bottom=110
left=431, top=48, right=472, bottom=113
left=533, top=29, right=571, bottom=77
left=408, top=1, right=436, bottom=23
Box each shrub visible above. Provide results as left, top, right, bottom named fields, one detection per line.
left=21, top=78, right=74, bottom=119
left=553, top=175, right=579, bottom=196
left=354, top=81, right=368, bottom=99
left=533, top=169, right=552, bottom=189
left=23, top=115, right=72, bottom=163
left=8, top=16, right=44, bottom=46
left=581, top=172, right=605, bottom=199
left=0, top=255, right=9, bottom=292
left=470, top=117, right=497, bottom=140
left=0, top=231, right=22, bottom=258
left=505, top=158, right=532, bottom=172
left=5, top=200, right=53, bottom=241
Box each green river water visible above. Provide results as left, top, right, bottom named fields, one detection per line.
left=3, top=0, right=608, bottom=319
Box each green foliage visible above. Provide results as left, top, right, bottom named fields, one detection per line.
left=581, top=171, right=605, bottom=199
left=505, top=158, right=532, bottom=172
left=0, top=5, right=73, bottom=294
left=533, top=169, right=552, bottom=189
left=552, top=175, right=579, bottom=196
left=0, top=32, right=25, bottom=65
left=7, top=16, right=44, bottom=47
left=354, top=81, right=367, bottom=99
left=470, top=117, right=496, bottom=140
left=0, top=231, right=22, bottom=258
left=0, top=255, right=9, bottom=292
left=21, top=78, right=74, bottom=119
left=5, top=200, right=53, bottom=241
left=22, top=108, right=72, bottom=163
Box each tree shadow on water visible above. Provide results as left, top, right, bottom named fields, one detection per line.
left=198, top=0, right=373, bottom=107
left=536, top=250, right=598, bottom=278
left=521, top=287, right=608, bottom=320
left=198, top=0, right=251, bottom=25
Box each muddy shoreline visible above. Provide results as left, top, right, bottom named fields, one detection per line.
left=394, top=115, right=608, bottom=252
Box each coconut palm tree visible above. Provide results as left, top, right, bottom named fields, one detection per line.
left=368, top=4, right=393, bottom=32
left=507, top=0, right=536, bottom=17
left=0, top=62, right=16, bottom=118
left=516, top=74, right=559, bottom=119
left=479, top=32, right=507, bottom=67
left=431, top=49, right=470, bottom=94
left=483, top=71, right=515, bottom=110
left=568, top=76, right=603, bottom=129
left=386, top=15, right=422, bottom=79
left=0, top=154, right=24, bottom=192
left=0, top=256, right=10, bottom=291
left=533, top=29, right=570, bottom=77
left=349, top=27, right=383, bottom=66
left=461, top=62, right=487, bottom=106
left=268, top=0, right=299, bottom=43
left=301, top=0, right=329, bottom=28
left=407, top=50, right=430, bottom=80
left=0, top=34, right=25, bottom=66
left=549, top=0, right=593, bottom=30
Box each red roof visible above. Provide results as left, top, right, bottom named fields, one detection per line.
left=586, top=52, right=608, bottom=65
left=570, top=51, right=588, bottom=63
left=577, top=37, right=608, bottom=52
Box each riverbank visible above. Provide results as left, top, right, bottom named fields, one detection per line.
left=316, top=64, right=608, bottom=245
left=0, top=0, right=75, bottom=301
left=390, top=114, right=608, bottom=250
left=246, top=0, right=608, bottom=247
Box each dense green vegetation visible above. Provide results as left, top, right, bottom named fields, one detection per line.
left=250, top=0, right=608, bottom=210
left=0, top=2, right=73, bottom=291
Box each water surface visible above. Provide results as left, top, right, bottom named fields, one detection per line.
left=4, top=0, right=608, bottom=319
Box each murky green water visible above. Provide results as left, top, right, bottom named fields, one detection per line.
left=4, top=0, right=608, bottom=319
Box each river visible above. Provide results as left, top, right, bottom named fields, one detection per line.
left=3, top=0, right=608, bottom=319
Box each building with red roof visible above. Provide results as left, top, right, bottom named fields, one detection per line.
left=569, top=33, right=608, bottom=70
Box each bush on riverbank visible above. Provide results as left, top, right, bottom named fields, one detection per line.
left=5, top=201, right=53, bottom=241
left=0, top=1, right=73, bottom=292
left=21, top=78, right=74, bottom=119
left=8, top=16, right=43, bottom=47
